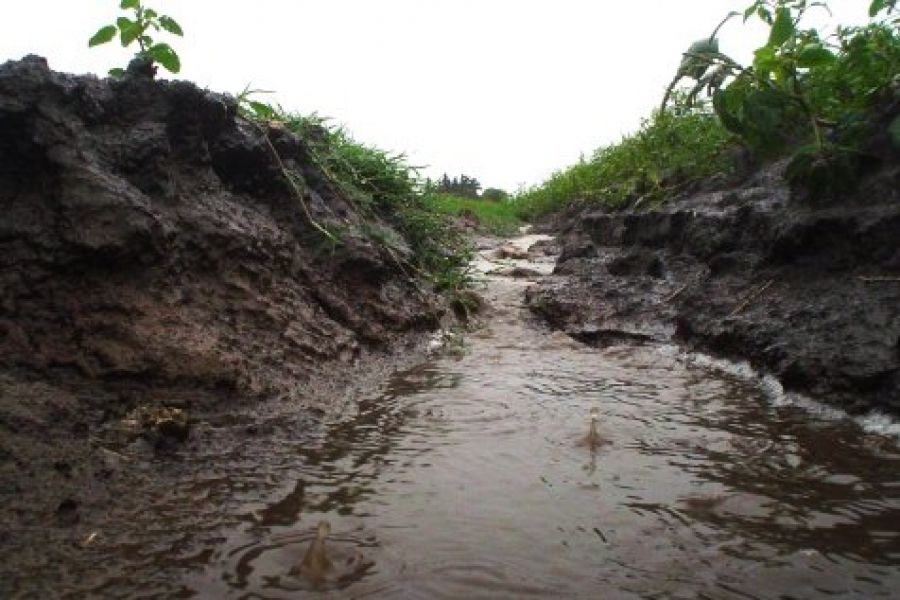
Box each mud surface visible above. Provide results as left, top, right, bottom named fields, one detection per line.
left=2, top=232, right=897, bottom=598
left=527, top=158, right=900, bottom=417
left=0, top=55, right=443, bottom=576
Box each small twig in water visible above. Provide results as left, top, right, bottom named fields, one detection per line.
left=728, top=279, right=774, bottom=317
left=79, top=531, right=99, bottom=548
left=593, top=527, right=608, bottom=543
left=664, top=283, right=689, bottom=303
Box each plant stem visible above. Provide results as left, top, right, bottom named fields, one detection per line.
left=136, top=7, right=146, bottom=52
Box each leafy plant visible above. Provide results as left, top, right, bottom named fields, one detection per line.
left=89, top=0, right=183, bottom=77
left=236, top=84, right=277, bottom=121
left=660, top=12, right=740, bottom=111
left=520, top=0, right=898, bottom=216
left=656, top=0, right=898, bottom=202
left=661, top=1, right=839, bottom=157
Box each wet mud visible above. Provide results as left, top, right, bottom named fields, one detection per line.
left=0, top=54, right=442, bottom=586
left=3, top=231, right=897, bottom=598
left=527, top=156, right=900, bottom=417
left=1, top=57, right=899, bottom=599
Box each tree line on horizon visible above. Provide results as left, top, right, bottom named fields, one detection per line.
left=425, top=173, right=508, bottom=201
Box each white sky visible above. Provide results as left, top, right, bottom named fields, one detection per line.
left=1, top=1, right=871, bottom=191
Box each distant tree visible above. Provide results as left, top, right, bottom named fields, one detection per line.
left=481, top=188, right=508, bottom=202
left=434, top=172, right=481, bottom=198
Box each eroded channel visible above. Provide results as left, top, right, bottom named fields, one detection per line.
left=23, top=233, right=900, bottom=599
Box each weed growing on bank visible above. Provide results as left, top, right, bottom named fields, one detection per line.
left=239, top=103, right=474, bottom=297
left=515, top=0, right=900, bottom=218
left=89, top=0, right=183, bottom=77
left=514, top=105, right=734, bottom=220
left=426, top=193, right=523, bottom=236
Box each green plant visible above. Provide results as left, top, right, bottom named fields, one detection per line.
left=426, top=193, right=523, bottom=235
left=481, top=188, right=508, bottom=202
left=513, top=104, right=734, bottom=219
left=89, top=0, right=183, bottom=77
left=236, top=84, right=277, bottom=120
left=521, top=0, right=897, bottom=217
left=661, top=1, right=838, bottom=157
left=665, top=1, right=899, bottom=156
left=656, top=0, right=899, bottom=203
left=236, top=98, right=474, bottom=297
left=660, top=11, right=740, bottom=111
left=805, top=23, right=900, bottom=126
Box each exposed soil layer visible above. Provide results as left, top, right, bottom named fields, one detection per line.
left=527, top=151, right=900, bottom=416
left=0, top=56, right=443, bottom=555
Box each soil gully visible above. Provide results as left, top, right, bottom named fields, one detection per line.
left=13, top=233, right=900, bottom=599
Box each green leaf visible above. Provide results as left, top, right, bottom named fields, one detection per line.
left=120, top=0, right=140, bottom=9
left=869, top=0, right=886, bottom=17
left=797, top=44, right=835, bottom=67
left=117, top=17, right=141, bottom=47
left=158, top=16, right=184, bottom=36
left=143, top=8, right=158, bottom=20
left=768, top=7, right=795, bottom=48
left=147, top=43, right=181, bottom=73
left=88, top=25, right=117, bottom=47
left=753, top=46, right=778, bottom=76
left=743, top=4, right=757, bottom=22
left=108, top=67, right=126, bottom=79
left=712, top=90, right=745, bottom=134
left=249, top=101, right=275, bottom=119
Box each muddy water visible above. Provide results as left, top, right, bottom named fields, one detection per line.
left=44, top=235, right=900, bottom=598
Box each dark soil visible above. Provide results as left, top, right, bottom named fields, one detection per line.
left=527, top=150, right=900, bottom=416
left=0, top=55, right=444, bottom=580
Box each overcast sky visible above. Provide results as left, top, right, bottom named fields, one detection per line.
left=1, top=1, right=871, bottom=191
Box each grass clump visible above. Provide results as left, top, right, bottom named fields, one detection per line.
left=426, top=193, right=524, bottom=236
left=239, top=101, right=473, bottom=297
left=514, top=105, right=734, bottom=220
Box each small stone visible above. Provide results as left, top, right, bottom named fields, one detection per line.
left=498, top=245, right=529, bottom=260
left=151, top=408, right=190, bottom=443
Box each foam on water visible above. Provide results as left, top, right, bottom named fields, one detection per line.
left=678, top=348, right=900, bottom=441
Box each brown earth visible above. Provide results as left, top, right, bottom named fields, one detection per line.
left=0, top=55, right=445, bottom=557
left=526, top=128, right=900, bottom=416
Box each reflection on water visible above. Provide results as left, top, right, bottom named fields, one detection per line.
left=30, top=240, right=900, bottom=599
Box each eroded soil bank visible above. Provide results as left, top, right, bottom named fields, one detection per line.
left=0, top=56, right=444, bottom=565
left=527, top=148, right=900, bottom=416
left=1, top=231, right=896, bottom=598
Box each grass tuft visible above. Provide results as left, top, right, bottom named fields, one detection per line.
left=513, top=104, right=735, bottom=220
left=426, top=193, right=524, bottom=236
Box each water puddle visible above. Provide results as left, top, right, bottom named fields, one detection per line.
left=53, top=233, right=900, bottom=598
